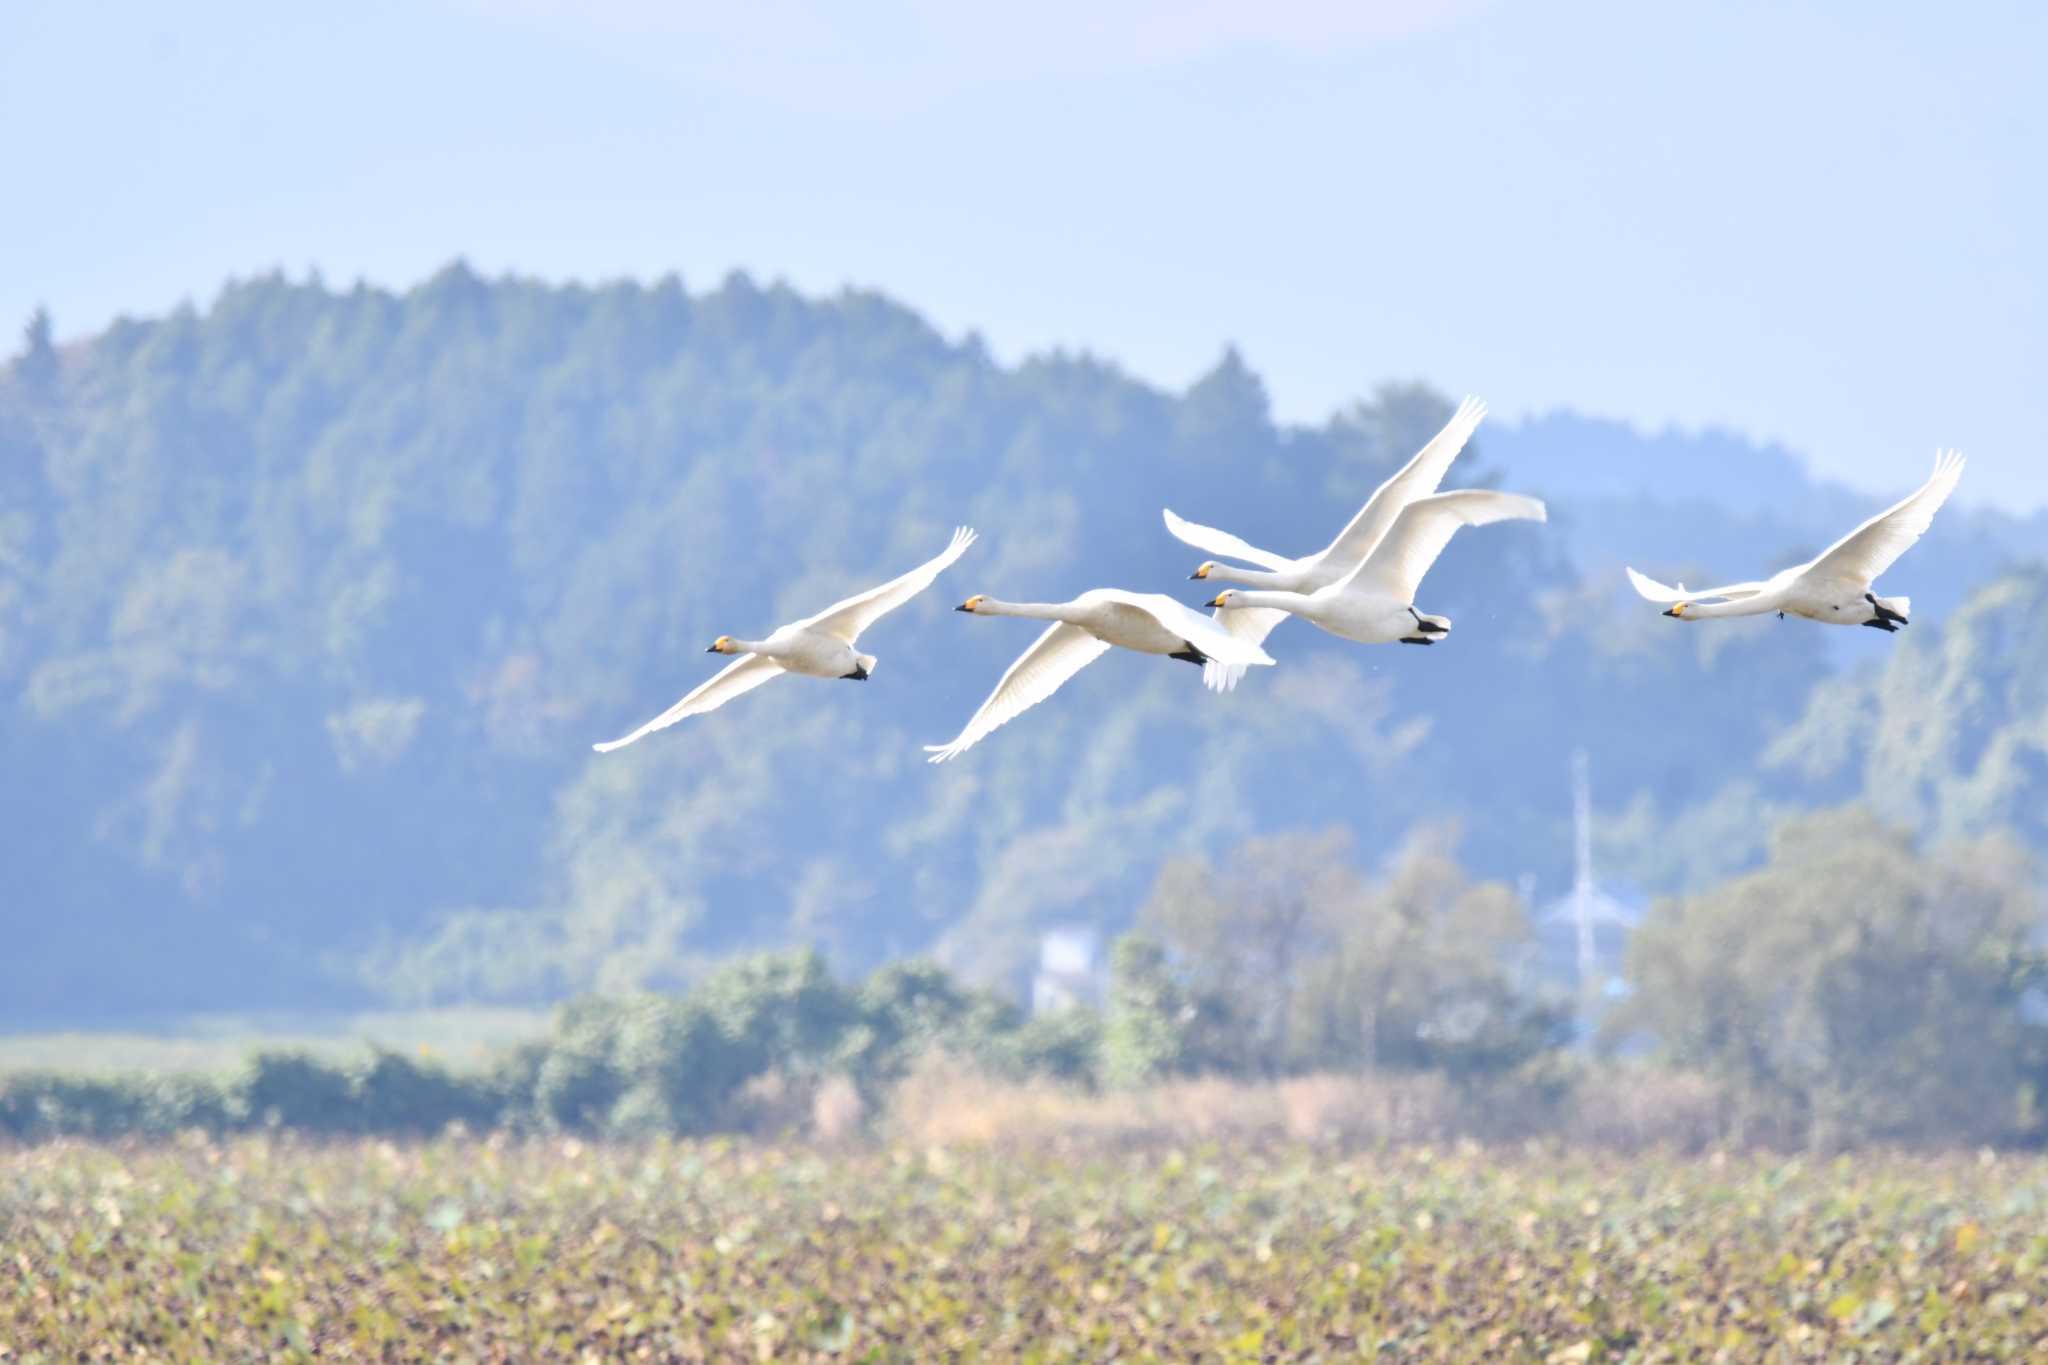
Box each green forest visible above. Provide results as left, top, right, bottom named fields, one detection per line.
left=3, top=265, right=2046, bottom=1044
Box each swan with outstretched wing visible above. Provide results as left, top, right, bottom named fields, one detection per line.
left=593, top=527, right=977, bottom=753
left=1626, top=451, right=1964, bottom=630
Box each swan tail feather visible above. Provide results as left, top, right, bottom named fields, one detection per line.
left=1202, top=659, right=1248, bottom=692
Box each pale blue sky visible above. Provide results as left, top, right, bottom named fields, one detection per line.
left=5, top=0, right=2041, bottom=505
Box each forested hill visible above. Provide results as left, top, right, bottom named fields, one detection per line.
left=2, top=266, right=2041, bottom=1026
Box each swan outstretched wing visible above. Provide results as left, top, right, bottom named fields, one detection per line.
left=593, top=654, right=783, bottom=752
left=1623, top=566, right=1769, bottom=604
left=1311, top=396, right=1487, bottom=572
left=1804, top=450, right=1964, bottom=585
left=1159, top=508, right=1293, bottom=572
left=801, top=526, right=978, bottom=643
left=1339, top=489, right=1546, bottom=602
left=924, top=623, right=1112, bottom=763
left=1199, top=606, right=1291, bottom=693
left=1091, top=589, right=1278, bottom=667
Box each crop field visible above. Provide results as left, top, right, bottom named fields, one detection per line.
left=5, top=1138, right=2048, bottom=1361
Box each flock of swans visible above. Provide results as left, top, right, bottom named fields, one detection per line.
left=594, top=401, right=1966, bottom=760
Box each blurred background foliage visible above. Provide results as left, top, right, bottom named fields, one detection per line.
left=6, top=803, right=2043, bottom=1152
left=3, top=268, right=2047, bottom=1150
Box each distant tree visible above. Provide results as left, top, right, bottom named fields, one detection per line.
left=1616, top=806, right=2046, bottom=1150
left=1140, top=831, right=1351, bottom=1072
left=1173, top=345, right=1272, bottom=455
left=1099, top=935, right=1199, bottom=1088
left=1304, top=828, right=1560, bottom=1078
left=606, top=994, right=759, bottom=1134
left=843, top=958, right=1021, bottom=1086
left=235, top=1051, right=357, bottom=1133
left=12, top=307, right=56, bottom=395
left=1138, top=827, right=1553, bottom=1078
left=1765, top=570, right=2048, bottom=853
left=845, top=959, right=964, bottom=1068
left=346, top=1046, right=503, bottom=1134
left=696, top=948, right=860, bottom=1079
left=532, top=996, right=630, bottom=1131
left=1003, top=1005, right=1104, bottom=1085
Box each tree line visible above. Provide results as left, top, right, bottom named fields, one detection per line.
left=7, top=803, right=2040, bottom=1151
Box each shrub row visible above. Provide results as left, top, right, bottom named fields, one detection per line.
left=0, top=950, right=1103, bottom=1142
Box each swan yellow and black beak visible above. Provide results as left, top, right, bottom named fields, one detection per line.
left=1205, top=592, right=1231, bottom=609
left=955, top=595, right=984, bottom=614
left=706, top=635, right=734, bottom=652
left=1189, top=562, right=1214, bottom=581
left=1663, top=603, right=1688, bottom=619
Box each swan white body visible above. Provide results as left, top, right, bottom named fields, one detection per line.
left=593, top=527, right=977, bottom=753
left=925, top=588, right=1275, bottom=763
left=1164, top=396, right=1487, bottom=689
left=1204, top=490, right=1548, bottom=650
left=1626, top=451, right=1964, bottom=631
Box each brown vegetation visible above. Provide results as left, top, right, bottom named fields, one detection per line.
left=883, top=1053, right=1762, bottom=1155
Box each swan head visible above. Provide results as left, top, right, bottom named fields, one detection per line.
left=955, top=595, right=986, bottom=614
left=1205, top=589, right=1238, bottom=609
left=706, top=635, right=739, bottom=653
left=1189, top=560, right=1219, bottom=581
left=1662, top=603, right=1689, bottom=619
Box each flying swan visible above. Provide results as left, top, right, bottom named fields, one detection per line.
left=924, top=589, right=1276, bottom=763
left=1203, top=490, right=1548, bottom=646
left=1163, top=396, right=1487, bottom=690
left=1626, top=450, right=1965, bottom=630
left=593, top=526, right=977, bottom=753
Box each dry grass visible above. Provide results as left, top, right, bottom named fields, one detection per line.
left=884, top=1054, right=1755, bottom=1154
left=1560, top=1064, right=1755, bottom=1151
left=810, top=1074, right=866, bottom=1144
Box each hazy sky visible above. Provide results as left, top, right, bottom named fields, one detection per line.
left=5, top=0, right=2041, bottom=506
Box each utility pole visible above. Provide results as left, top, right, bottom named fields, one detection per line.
left=1545, top=747, right=1629, bottom=1050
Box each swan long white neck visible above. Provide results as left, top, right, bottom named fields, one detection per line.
left=1207, top=564, right=1299, bottom=590
left=1221, top=589, right=1317, bottom=613
left=1677, top=596, right=1776, bottom=620
left=727, top=637, right=776, bottom=655
left=973, top=599, right=1077, bottom=622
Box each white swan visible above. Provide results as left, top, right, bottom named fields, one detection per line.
left=1164, top=395, right=1487, bottom=689
left=1202, top=490, right=1547, bottom=647
left=924, top=589, right=1276, bottom=763
left=593, top=527, right=977, bottom=753
left=1627, top=450, right=1964, bottom=630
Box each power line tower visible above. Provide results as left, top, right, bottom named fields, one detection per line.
left=1544, top=748, right=1631, bottom=1048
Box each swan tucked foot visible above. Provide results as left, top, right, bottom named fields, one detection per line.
left=1169, top=643, right=1210, bottom=666
left=839, top=665, right=871, bottom=680
left=1400, top=608, right=1451, bottom=643
left=1865, top=592, right=1908, bottom=627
